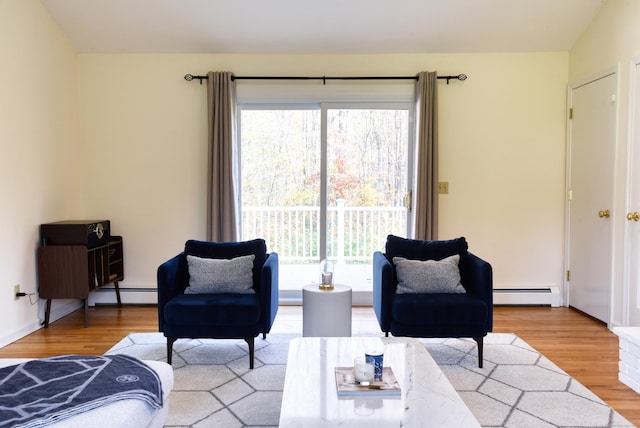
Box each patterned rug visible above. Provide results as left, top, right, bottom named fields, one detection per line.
left=106, top=333, right=634, bottom=427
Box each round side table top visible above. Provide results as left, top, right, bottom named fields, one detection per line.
left=303, top=283, right=351, bottom=294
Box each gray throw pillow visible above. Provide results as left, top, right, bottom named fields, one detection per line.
left=393, top=254, right=465, bottom=294
left=185, top=254, right=255, bottom=294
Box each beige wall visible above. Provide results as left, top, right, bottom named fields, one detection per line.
left=79, top=52, right=569, bottom=292
left=0, top=0, right=81, bottom=345
left=0, top=0, right=571, bottom=345
left=569, top=0, right=640, bottom=326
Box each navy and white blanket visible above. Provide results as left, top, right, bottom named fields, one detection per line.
left=0, top=354, right=163, bottom=428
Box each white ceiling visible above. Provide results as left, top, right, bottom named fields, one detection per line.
left=40, top=0, right=605, bottom=54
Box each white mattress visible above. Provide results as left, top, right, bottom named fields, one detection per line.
left=0, top=358, right=173, bottom=428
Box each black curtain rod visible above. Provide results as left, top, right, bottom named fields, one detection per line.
left=184, top=73, right=467, bottom=85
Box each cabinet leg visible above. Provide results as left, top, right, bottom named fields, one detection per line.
left=44, top=299, right=51, bottom=328
left=114, top=280, right=122, bottom=306
left=84, top=299, right=88, bottom=328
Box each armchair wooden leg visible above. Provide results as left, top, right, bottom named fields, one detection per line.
left=262, top=333, right=266, bottom=339
left=473, top=337, right=484, bottom=368
left=245, top=337, right=255, bottom=369
left=167, top=337, right=176, bottom=364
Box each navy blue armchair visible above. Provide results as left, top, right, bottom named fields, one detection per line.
left=157, top=239, right=278, bottom=369
left=373, top=235, right=492, bottom=367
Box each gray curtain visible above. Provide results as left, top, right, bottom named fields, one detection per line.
left=206, top=71, right=239, bottom=242
left=413, top=71, right=439, bottom=240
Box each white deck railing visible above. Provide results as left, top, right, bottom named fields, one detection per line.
left=242, top=201, right=406, bottom=263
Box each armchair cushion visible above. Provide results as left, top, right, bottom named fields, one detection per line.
left=185, top=254, right=255, bottom=294
left=393, top=254, right=465, bottom=294
left=164, top=293, right=261, bottom=328
left=392, top=293, right=489, bottom=338
left=386, top=234, right=468, bottom=261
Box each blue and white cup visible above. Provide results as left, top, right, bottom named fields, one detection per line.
left=365, top=351, right=384, bottom=380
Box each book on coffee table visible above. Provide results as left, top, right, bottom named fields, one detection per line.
left=334, top=366, right=401, bottom=396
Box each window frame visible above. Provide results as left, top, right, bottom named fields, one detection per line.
left=236, top=78, right=416, bottom=262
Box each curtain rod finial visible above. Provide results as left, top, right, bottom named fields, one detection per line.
left=185, top=74, right=207, bottom=84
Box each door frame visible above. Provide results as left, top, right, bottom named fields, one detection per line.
left=564, top=66, right=619, bottom=325
left=622, top=57, right=640, bottom=326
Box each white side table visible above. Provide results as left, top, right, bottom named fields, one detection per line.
left=302, top=283, right=352, bottom=337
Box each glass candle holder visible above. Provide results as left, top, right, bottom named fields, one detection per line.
left=353, top=356, right=374, bottom=385
left=319, top=259, right=335, bottom=290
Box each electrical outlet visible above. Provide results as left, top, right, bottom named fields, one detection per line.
left=14, top=284, right=20, bottom=300
left=438, top=181, right=449, bottom=194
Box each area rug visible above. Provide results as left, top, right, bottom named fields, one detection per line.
left=106, top=333, right=634, bottom=427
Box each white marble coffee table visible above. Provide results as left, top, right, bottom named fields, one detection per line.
left=279, top=337, right=480, bottom=427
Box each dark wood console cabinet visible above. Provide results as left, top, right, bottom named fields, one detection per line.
left=37, top=236, right=124, bottom=327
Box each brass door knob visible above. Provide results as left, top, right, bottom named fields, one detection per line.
left=627, top=212, right=640, bottom=222
left=598, top=210, right=611, bottom=218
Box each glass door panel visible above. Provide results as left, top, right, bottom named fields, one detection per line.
left=326, top=108, right=409, bottom=291
left=240, top=109, right=321, bottom=289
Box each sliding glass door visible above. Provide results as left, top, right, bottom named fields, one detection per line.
left=240, top=103, right=412, bottom=292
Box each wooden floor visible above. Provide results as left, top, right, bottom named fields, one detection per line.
left=0, top=305, right=638, bottom=425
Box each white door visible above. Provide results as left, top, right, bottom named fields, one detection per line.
left=567, top=72, right=617, bottom=323
left=626, top=62, right=640, bottom=326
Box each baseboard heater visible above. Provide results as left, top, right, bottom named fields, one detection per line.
left=493, top=287, right=560, bottom=307
left=91, top=288, right=374, bottom=307
left=89, top=286, right=562, bottom=308
left=88, top=287, right=158, bottom=306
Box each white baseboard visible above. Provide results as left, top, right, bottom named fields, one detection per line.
left=0, top=300, right=82, bottom=349
left=0, top=320, right=43, bottom=349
